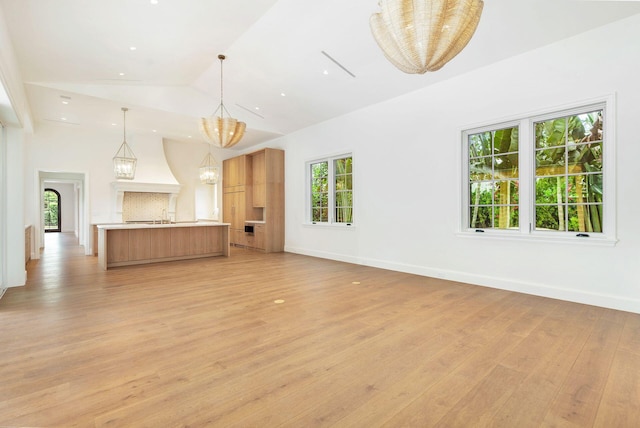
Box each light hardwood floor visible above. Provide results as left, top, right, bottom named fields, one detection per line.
left=1, top=232, right=639, bottom=427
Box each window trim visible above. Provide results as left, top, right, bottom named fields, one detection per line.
left=305, top=152, right=354, bottom=227
left=459, top=95, right=617, bottom=245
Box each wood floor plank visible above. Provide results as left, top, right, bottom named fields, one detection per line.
left=618, top=311, right=640, bottom=356
left=594, top=348, right=640, bottom=427
left=381, top=332, right=526, bottom=426
left=491, top=304, right=600, bottom=426
left=1, top=232, right=639, bottom=427
left=328, top=294, right=543, bottom=427
left=225, top=294, right=480, bottom=426
left=434, top=364, right=528, bottom=427
left=541, top=309, right=626, bottom=427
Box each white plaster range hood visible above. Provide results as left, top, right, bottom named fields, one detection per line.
left=110, top=136, right=181, bottom=222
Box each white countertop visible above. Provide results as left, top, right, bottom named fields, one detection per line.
left=97, top=222, right=230, bottom=230
left=245, top=220, right=266, bottom=224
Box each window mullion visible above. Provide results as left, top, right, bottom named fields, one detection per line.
left=564, top=118, right=569, bottom=232
left=519, top=119, right=532, bottom=234
left=329, top=159, right=336, bottom=223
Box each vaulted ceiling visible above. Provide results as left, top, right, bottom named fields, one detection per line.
left=2, top=0, right=639, bottom=149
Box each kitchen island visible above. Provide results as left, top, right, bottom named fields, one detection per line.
left=97, top=222, right=230, bottom=270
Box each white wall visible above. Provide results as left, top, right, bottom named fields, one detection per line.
left=24, top=125, right=218, bottom=239
left=25, top=123, right=180, bottom=224
left=2, top=126, right=25, bottom=287
left=163, top=139, right=224, bottom=221
left=0, top=1, right=30, bottom=289
left=281, top=15, right=640, bottom=314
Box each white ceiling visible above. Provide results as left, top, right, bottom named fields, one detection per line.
left=2, top=0, right=640, bottom=149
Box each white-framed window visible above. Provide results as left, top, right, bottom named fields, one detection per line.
left=461, top=97, right=615, bottom=244
left=533, top=109, right=604, bottom=234
left=307, top=154, right=353, bottom=225
left=467, top=124, right=520, bottom=230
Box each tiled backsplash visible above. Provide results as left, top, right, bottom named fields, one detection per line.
left=122, top=192, right=170, bottom=221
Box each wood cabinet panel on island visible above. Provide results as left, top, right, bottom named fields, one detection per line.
left=107, top=230, right=129, bottom=263
left=97, top=223, right=229, bottom=270
left=150, top=228, right=172, bottom=259
left=170, top=228, right=191, bottom=257
left=223, top=148, right=284, bottom=252
left=128, top=229, right=151, bottom=261
left=25, top=225, right=32, bottom=266
left=191, top=226, right=222, bottom=255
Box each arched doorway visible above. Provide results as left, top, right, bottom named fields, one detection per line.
left=35, top=172, right=89, bottom=259
left=44, top=188, right=61, bottom=232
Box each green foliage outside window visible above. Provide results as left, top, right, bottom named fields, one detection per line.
left=468, top=126, right=519, bottom=229
left=335, top=157, right=353, bottom=223
left=534, top=110, right=603, bottom=232
left=311, top=161, right=328, bottom=222
left=310, top=156, right=353, bottom=224
left=44, top=189, right=60, bottom=230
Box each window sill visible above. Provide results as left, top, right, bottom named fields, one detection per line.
left=456, top=230, right=618, bottom=247
left=303, top=222, right=356, bottom=230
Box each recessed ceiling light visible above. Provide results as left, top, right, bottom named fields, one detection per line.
left=255, top=107, right=260, bottom=110
left=129, top=46, right=137, bottom=51
left=112, top=123, right=117, bottom=126
left=323, top=70, right=329, bottom=75
left=280, top=93, right=286, bottom=97
left=152, top=129, right=157, bottom=133
left=188, top=135, right=192, bottom=138
left=150, top=0, right=158, bottom=4
left=61, top=117, right=67, bottom=121
left=61, top=101, right=69, bottom=105
left=119, top=72, right=125, bottom=76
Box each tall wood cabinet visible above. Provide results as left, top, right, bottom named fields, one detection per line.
left=222, top=148, right=284, bottom=252
left=222, top=155, right=250, bottom=246
left=222, top=189, right=247, bottom=246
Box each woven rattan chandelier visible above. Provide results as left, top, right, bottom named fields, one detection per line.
left=199, top=54, right=246, bottom=149
left=370, top=0, right=484, bottom=74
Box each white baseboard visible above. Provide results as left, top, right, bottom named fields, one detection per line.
left=284, top=246, right=640, bottom=314
left=285, top=246, right=362, bottom=265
